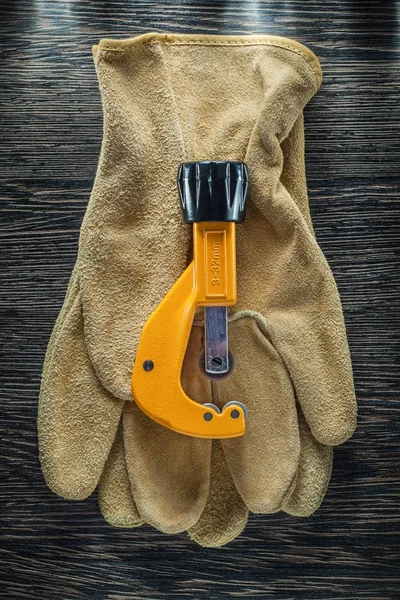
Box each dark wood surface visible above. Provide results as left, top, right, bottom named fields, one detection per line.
left=1, top=1, right=399, bottom=598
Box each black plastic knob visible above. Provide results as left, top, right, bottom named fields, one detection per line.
left=177, top=161, right=248, bottom=223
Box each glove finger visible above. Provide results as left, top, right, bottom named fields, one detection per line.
left=282, top=407, right=333, bottom=516
left=219, top=315, right=300, bottom=514
left=188, top=440, right=248, bottom=548
left=278, top=119, right=355, bottom=446
left=280, top=121, right=354, bottom=446
left=123, top=324, right=212, bottom=534
left=98, top=430, right=248, bottom=545
left=237, top=147, right=357, bottom=445
left=98, top=419, right=144, bottom=528
left=38, top=280, right=124, bottom=500
left=261, top=268, right=357, bottom=447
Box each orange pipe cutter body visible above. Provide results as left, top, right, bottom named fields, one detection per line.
left=131, top=161, right=248, bottom=439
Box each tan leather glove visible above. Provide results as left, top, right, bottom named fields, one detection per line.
left=39, top=33, right=356, bottom=545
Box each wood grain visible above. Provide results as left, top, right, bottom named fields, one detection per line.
left=0, top=1, right=399, bottom=598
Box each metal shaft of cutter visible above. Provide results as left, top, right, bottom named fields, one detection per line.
left=205, top=306, right=229, bottom=375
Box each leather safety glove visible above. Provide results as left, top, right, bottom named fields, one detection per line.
left=93, top=33, right=356, bottom=526
left=38, top=33, right=356, bottom=544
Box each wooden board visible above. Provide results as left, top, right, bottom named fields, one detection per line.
left=1, top=1, right=399, bottom=598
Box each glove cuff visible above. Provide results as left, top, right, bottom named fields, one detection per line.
left=93, top=31, right=322, bottom=88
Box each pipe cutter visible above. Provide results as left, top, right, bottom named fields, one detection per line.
left=131, top=161, right=248, bottom=439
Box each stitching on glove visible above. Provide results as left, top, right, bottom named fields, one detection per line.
left=95, top=38, right=321, bottom=85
